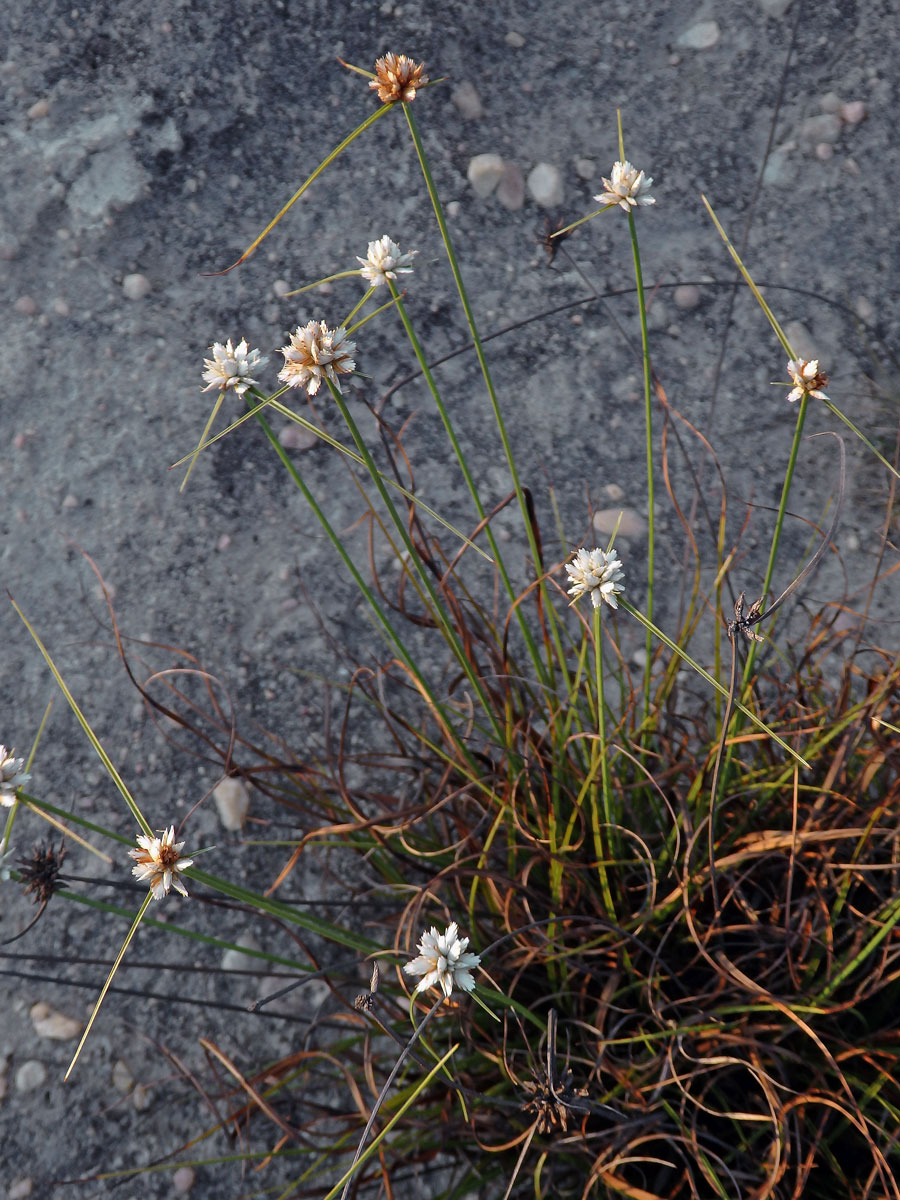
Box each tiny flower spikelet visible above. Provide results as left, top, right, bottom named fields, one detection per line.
left=404, top=921, right=481, bottom=998
left=277, top=321, right=357, bottom=397
left=129, top=825, right=194, bottom=899
left=201, top=338, right=268, bottom=396
left=0, top=746, right=29, bottom=808
left=594, top=161, right=655, bottom=212
left=370, top=53, right=428, bottom=104
left=357, top=236, right=418, bottom=288
left=786, top=359, right=829, bottom=403
left=566, top=547, right=626, bottom=611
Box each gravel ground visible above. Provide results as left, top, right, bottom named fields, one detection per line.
left=2, top=0, right=898, bottom=1195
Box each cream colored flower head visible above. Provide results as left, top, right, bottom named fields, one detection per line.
left=201, top=338, right=268, bottom=395
left=594, top=161, right=655, bottom=212
left=403, top=921, right=481, bottom=998
left=786, top=359, right=829, bottom=403
left=277, top=321, right=357, bottom=397
left=566, top=547, right=626, bottom=611
left=0, top=745, right=29, bottom=808
left=370, top=53, right=429, bottom=104
left=357, top=236, right=418, bottom=288
left=129, top=825, right=194, bottom=899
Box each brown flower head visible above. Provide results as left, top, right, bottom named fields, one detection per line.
left=277, top=320, right=357, bottom=397
left=369, top=53, right=428, bottom=104
left=129, top=825, right=194, bottom=899
left=521, top=1065, right=589, bottom=1134
left=18, top=840, right=68, bottom=905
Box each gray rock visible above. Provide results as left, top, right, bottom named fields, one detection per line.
left=677, top=20, right=720, bottom=50
left=467, top=153, right=506, bottom=198
left=14, top=1060, right=47, bottom=1093
left=451, top=81, right=484, bottom=120
left=527, top=162, right=564, bottom=208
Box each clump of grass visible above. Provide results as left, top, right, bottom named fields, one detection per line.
left=5, top=51, right=900, bottom=1200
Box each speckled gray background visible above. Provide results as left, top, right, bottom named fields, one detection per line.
left=2, top=0, right=898, bottom=1195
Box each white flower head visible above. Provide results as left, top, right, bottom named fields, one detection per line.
left=0, top=745, right=29, bottom=808
left=369, top=53, right=429, bottom=105
left=201, top=338, right=268, bottom=396
left=128, top=825, right=194, bottom=900
left=403, top=921, right=481, bottom=998
left=357, top=235, right=418, bottom=288
left=785, top=358, right=829, bottom=403
left=594, top=160, right=655, bottom=212
left=277, top=320, right=357, bottom=397
left=566, top=547, right=626, bottom=611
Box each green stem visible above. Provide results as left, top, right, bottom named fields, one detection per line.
left=402, top=104, right=551, bottom=686
left=249, top=403, right=477, bottom=770
left=627, top=209, right=655, bottom=728
left=328, top=383, right=507, bottom=747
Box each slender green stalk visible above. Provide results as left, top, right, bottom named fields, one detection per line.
left=327, top=383, right=507, bottom=748
left=402, top=104, right=551, bottom=686
left=248, top=402, right=479, bottom=770
left=626, top=209, right=655, bottom=728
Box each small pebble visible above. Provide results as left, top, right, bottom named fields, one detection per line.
left=818, top=91, right=841, bottom=114
left=814, top=143, right=833, bottom=161
left=467, top=153, right=505, bottom=198
left=27, top=98, right=50, bottom=119
left=51, top=297, right=70, bottom=316
left=112, top=1059, right=134, bottom=1093
left=605, top=484, right=625, bottom=502
left=676, top=20, right=720, bottom=50
left=132, top=1082, right=152, bottom=1111
left=122, top=272, right=151, bottom=300
left=854, top=295, right=875, bottom=322
left=496, top=163, right=525, bottom=211
left=799, top=113, right=841, bottom=145
left=272, top=278, right=290, bottom=297
left=61, top=493, right=79, bottom=509
left=213, top=776, right=250, bottom=831
left=30, top=1002, right=83, bottom=1041
left=216, top=534, right=231, bottom=551
left=783, top=319, right=816, bottom=359
left=8, top=1179, right=33, bottom=1200
left=505, top=30, right=525, bottom=48
left=574, top=157, right=595, bottom=181
left=451, top=81, right=483, bottom=120
left=592, top=507, right=648, bottom=539
left=673, top=284, right=701, bottom=310
left=527, top=162, right=564, bottom=208
left=278, top=423, right=319, bottom=451
left=757, top=0, right=792, bottom=14
left=840, top=100, right=866, bottom=125
left=221, top=931, right=262, bottom=972
left=14, top=296, right=37, bottom=316
left=0, top=238, right=19, bottom=260
left=173, top=1166, right=196, bottom=1194
left=15, top=1060, right=47, bottom=1093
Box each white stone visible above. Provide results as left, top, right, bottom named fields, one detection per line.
left=674, top=284, right=701, bottom=310
left=30, top=1002, right=83, bottom=1041
left=783, top=320, right=816, bottom=359
left=505, top=30, right=525, bottom=48
left=527, top=162, right=564, bottom=208
left=799, top=113, right=841, bottom=145
left=212, top=776, right=250, bottom=831
left=173, top=1166, right=196, bottom=1194
left=122, top=272, right=151, bottom=300
left=8, top=1179, right=33, bottom=1200
left=819, top=91, right=841, bottom=114
left=112, top=1058, right=134, bottom=1093
left=451, top=81, right=483, bottom=120
left=14, top=1060, right=47, bottom=1092
left=605, top=484, right=625, bottom=502
left=676, top=20, right=720, bottom=50
left=221, top=930, right=263, bottom=972
left=132, top=1082, right=152, bottom=1111
left=27, top=98, right=50, bottom=119
left=467, top=154, right=505, bottom=198
left=841, top=100, right=866, bottom=125
left=496, top=163, right=525, bottom=211
left=278, top=423, right=319, bottom=451
left=592, top=507, right=648, bottom=539
left=574, top=157, right=595, bottom=181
